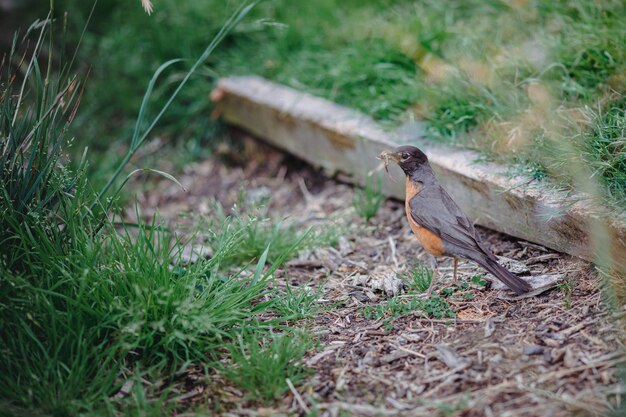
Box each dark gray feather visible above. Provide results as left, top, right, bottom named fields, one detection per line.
left=408, top=184, right=493, bottom=260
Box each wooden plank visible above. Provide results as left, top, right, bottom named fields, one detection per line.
left=212, top=76, right=626, bottom=264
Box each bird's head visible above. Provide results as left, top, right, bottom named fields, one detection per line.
left=377, top=145, right=428, bottom=176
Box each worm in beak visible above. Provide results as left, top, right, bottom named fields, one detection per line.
left=376, top=150, right=397, bottom=183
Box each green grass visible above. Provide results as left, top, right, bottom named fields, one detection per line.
left=0, top=211, right=285, bottom=411
left=583, top=97, right=626, bottom=207
left=559, top=276, right=575, bottom=309
left=361, top=271, right=492, bottom=327
left=362, top=296, right=455, bottom=323
left=272, top=280, right=323, bottom=321
left=45, top=0, right=625, bottom=210
left=0, top=6, right=324, bottom=415
left=221, top=331, right=312, bottom=403
left=353, top=174, right=385, bottom=222
left=400, top=263, right=433, bottom=293
left=198, top=199, right=340, bottom=269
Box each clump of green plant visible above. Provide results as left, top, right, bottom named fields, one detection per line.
left=559, top=277, right=575, bottom=309
left=221, top=331, right=312, bottom=403
left=272, top=280, right=323, bottom=321
left=439, top=280, right=482, bottom=301
left=214, top=213, right=309, bottom=266
left=582, top=95, right=626, bottom=206
left=363, top=296, right=455, bottom=322
left=353, top=174, right=385, bottom=222
left=418, top=297, right=457, bottom=319
left=471, top=275, right=488, bottom=287
left=400, top=264, right=433, bottom=293
left=199, top=200, right=339, bottom=269
left=0, top=29, right=85, bottom=274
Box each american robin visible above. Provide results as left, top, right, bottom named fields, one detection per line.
left=378, top=145, right=531, bottom=295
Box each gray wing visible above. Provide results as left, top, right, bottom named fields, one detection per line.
left=408, top=185, right=495, bottom=260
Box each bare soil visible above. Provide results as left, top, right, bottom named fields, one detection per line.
left=132, top=133, right=625, bottom=417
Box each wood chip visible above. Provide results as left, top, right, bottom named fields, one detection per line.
left=435, top=344, right=471, bottom=369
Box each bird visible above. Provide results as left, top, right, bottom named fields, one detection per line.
left=377, top=145, right=531, bottom=296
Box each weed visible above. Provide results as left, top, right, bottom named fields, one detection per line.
left=198, top=199, right=338, bottom=269
left=215, top=214, right=309, bottom=267
left=471, top=275, right=488, bottom=287
left=221, top=331, right=312, bottom=403
left=559, top=277, right=575, bottom=309
left=401, top=264, right=433, bottom=293
left=439, top=281, right=471, bottom=297
left=420, top=297, right=457, bottom=319
left=362, top=296, right=455, bottom=322
left=583, top=95, right=626, bottom=206
left=353, top=174, right=385, bottom=222
left=273, top=280, right=322, bottom=321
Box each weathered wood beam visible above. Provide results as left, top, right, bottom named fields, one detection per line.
left=212, top=75, right=626, bottom=264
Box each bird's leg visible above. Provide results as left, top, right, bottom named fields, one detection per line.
left=452, top=257, right=458, bottom=285
left=426, top=255, right=438, bottom=297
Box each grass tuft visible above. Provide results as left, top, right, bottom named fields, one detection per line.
left=199, top=199, right=340, bottom=268
left=353, top=174, right=385, bottom=222
left=272, top=280, right=322, bottom=321
left=221, top=331, right=312, bottom=403
left=400, top=263, right=433, bottom=293
left=583, top=95, right=626, bottom=206
left=363, top=296, right=455, bottom=323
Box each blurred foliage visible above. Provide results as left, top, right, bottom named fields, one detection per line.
left=353, top=174, right=385, bottom=222
left=6, top=1, right=623, bottom=211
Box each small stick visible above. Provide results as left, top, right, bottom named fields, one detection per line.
left=297, top=176, right=313, bottom=203
left=286, top=378, right=310, bottom=414
left=388, top=236, right=399, bottom=269
left=390, top=342, right=426, bottom=359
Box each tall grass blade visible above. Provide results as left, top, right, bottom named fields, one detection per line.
left=94, top=1, right=258, bottom=210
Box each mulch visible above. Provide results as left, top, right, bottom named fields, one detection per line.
left=131, top=133, right=625, bottom=417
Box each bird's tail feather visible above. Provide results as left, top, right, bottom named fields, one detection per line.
left=474, top=257, right=531, bottom=295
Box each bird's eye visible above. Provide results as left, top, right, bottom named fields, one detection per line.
left=401, top=152, right=410, bottom=160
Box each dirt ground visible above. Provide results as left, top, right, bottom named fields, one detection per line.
left=133, top=133, right=625, bottom=416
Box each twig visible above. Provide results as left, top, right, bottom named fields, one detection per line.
left=389, top=342, right=426, bottom=359
left=169, top=386, right=203, bottom=403
left=286, top=378, right=310, bottom=414
left=113, top=379, right=135, bottom=399
left=298, top=176, right=314, bottom=204
left=521, top=386, right=605, bottom=415
left=388, top=236, right=399, bottom=269
left=320, top=401, right=398, bottom=416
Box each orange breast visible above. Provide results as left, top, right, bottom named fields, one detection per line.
left=405, top=177, right=446, bottom=257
